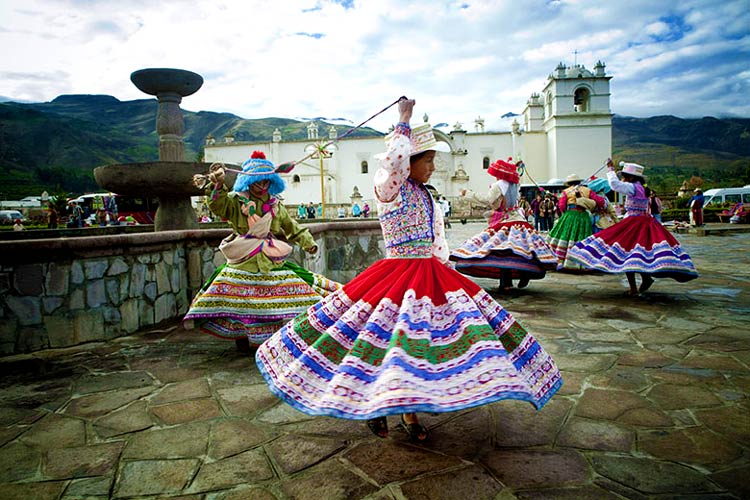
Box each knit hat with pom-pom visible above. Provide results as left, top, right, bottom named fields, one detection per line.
left=232, top=151, right=285, bottom=195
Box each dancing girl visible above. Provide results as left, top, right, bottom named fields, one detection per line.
left=255, top=98, right=561, bottom=442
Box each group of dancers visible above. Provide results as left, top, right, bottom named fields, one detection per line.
left=184, top=98, right=697, bottom=442
left=449, top=156, right=697, bottom=296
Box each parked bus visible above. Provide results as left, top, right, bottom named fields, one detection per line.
left=71, top=193, right=158, bottom=225
left=520, top=180, right=566, bottom=200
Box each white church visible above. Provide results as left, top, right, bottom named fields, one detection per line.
left=204, top=60, right=612, bottom=215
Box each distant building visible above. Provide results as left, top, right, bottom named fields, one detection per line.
left=204, top=61, right=612, bottom=210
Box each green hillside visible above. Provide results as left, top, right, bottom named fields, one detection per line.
left=0, top=95, right=383, bottom=198
left=1, top=95, right=748, bottom=199
left=612, top=115, right=750, bottom=194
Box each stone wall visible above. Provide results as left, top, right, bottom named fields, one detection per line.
left=0, top=220, right=383, bottom=356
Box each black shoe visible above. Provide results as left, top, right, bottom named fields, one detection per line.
left=400, top=415, right=428, bottom=443
left=366, top=416, right=389, bottom=438
left=639, top=276, right=654, bottom=293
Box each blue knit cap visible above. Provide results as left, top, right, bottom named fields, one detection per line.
left=587, top=177, right=611, bottom=194
left=232, top=151, right=285, bottom=195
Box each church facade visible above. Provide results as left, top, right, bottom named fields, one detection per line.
left=204, top=61, right=612, bottom=214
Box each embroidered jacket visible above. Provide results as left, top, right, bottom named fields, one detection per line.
left=205, top=184, right=316, bottom=272
left=373, top=123, right=449, bottom=263
left=557, top=185, right=606, bottom=213
left=606, top=170, right=648, bottom=217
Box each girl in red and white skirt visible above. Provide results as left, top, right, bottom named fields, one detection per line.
left=255, top=99, right=562, bottom=442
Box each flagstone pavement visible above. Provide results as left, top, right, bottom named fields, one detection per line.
left=0, top=223, right=748, bottom=500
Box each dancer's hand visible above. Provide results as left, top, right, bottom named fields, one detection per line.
left=398, top=98, right=415, bottom=123
left=209, top=165, right=225, bottom=186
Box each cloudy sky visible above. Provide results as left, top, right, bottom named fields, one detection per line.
left=1, top=0, right=748, bottom=132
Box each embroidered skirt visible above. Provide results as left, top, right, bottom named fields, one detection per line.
left=546, top=209, right=594, bottom=271
left=450, top=221, right=558, bottom=281
left=567, top=214, right=699, bottom=281
left=255, top=257, right=562, bottom=419
left=183, top=261, right=340, bottom=346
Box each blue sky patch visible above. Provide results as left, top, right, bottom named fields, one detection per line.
left=652, top=15, right=691, bottom=43
left=295, top=32, right=324, bottom=39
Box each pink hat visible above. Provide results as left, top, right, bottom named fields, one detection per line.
left=487, top=157, right=520, bottom=183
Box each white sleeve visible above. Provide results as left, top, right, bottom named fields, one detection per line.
left=374, top=132, right=411, bottom=203
left=607, top=170, right=635, bottom=196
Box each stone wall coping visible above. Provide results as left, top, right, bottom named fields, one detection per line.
left=2, top=219, right=383, bottom=265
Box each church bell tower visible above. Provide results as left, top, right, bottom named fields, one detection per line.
left=541, top=60, right=613, bottom=180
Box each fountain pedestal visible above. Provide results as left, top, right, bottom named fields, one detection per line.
left=95, top=68, right=211, bottom=231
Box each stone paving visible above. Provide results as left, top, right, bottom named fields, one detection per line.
left=0, top=222, right=748, bottom=500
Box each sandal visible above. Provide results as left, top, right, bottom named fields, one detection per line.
left=400, top=414, right=428, bottom=443
left=639, top=276, right=655, bottom=293
left=366, top=416, right=388, bottom=438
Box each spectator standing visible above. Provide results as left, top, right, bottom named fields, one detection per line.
left=47, top=203, right=59, bottom=229
left=68, top=201, right=84, bottom=228
left=352, top=202, right=361, bottom=217
left=306, top=202, right=316, bottom=219
left=690, top=188, right=704, bottom=227
left=647, top=188, right=663, bottom=223
left=297, top=204, right=306, bottom=220
left=540, top=193, right=556, bottom=232
left=440, top=196, right=451, bottom=228
left=13, top=219, right=25, bottom=231
left=362, top=202, right=371, bottom=218
left=530, top=193, right=542, bottom=231
left=96, top=207, right=108, bottom=227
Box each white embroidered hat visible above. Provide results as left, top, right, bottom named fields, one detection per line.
left=620, top=161, right=645, bottom=177
left=409, top=123, right=451, bottom=156
left=375, top=122, right=450, bottom=159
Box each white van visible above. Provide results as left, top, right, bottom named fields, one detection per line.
left=703, top=186, right=750, bottom=206
left=0, top=210, right=24, bottom=224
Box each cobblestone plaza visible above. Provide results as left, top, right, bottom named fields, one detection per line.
left=0, top=223, right=748, bottom=499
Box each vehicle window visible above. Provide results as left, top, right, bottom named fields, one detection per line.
left=744, top=193, right=750, bottom=203
left=725, top=194, right=741, bottom=203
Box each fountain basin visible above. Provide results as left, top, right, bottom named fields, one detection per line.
left=94, top=162, right=239, bottom=197
left=131, top=68, right=203, bottom=97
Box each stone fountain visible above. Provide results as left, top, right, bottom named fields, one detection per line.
left=94, top=68, right=234, bottom=231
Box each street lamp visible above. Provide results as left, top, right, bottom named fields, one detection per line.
left=304, top=142, right=337, bottom=218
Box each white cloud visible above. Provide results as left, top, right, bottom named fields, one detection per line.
left=0, top=0, right=748, bottom=131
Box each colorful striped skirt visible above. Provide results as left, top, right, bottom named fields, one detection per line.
left=450, top=221, right=558, bottom=281
left=255, top=257, right=562, bottom=420
left=183, top=261, right=340, bottom=346
left=546, top=209, right=594, bottom=271
left=567, top=214, right=699, bottom=281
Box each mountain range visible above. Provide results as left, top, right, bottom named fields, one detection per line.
left=0, top=94, right=748, bottom=199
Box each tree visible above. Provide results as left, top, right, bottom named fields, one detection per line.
left=686, top=176, right=704, bottom=190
